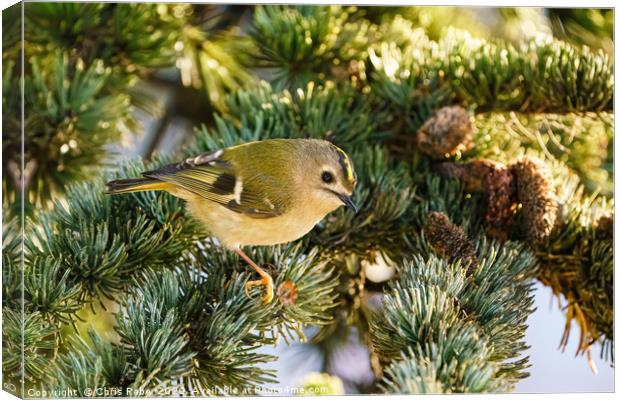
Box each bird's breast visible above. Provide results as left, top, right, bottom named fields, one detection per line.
left=186, top=197, right=330, bottom=248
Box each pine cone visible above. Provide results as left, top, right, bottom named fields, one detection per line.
left=484, top=163, right=518, bottom=241
left=434, top=160, right=518, bottom=240
left=510, top=156, right=558, bottom=244
left=433, top=159, right=501, bottom=192
left=424, top=211, right=478, bottom=275
left=416, top=106, right=473, bottom=159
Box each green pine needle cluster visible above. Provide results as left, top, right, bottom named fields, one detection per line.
left=375, top=240, right=537, bottom=393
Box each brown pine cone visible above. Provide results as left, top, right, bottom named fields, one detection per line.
left=434, top=160, right=518, bottom=241
left=424, top=211, right=478, bottom=275
left=416, top=106, right=474, bottom=159
left=510, top=156, right=558, bottom=244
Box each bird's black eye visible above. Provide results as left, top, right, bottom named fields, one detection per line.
left=321, top=171, right=334, bottom=184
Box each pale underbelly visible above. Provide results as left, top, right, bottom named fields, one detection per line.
left=186, top=200, right=321, bottom=248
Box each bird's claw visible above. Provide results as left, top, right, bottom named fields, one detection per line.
left=244, top=274, right=274, bottom=304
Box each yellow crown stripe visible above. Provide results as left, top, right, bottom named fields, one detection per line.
left=335, top=146, right=355, bottom=183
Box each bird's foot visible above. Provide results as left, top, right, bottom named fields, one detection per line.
left=244, top=273, right=274, bottom=304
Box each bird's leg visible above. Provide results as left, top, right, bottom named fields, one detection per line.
left=233, top=248, right=274, bottom=304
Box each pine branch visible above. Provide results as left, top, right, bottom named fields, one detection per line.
left=178, top=22, right=256, bottom=112
left=421, top=93, right=613, bottom=361
left=3, top=4, right=208, bottom=215
left=25, top=157, right=202, bottom=306
left=24, top=256, right=84, bottom=325
left=20, top=153, right=341, bottom=389
left=381, top=343, right=500, bottom=393
left=432, top=151, right=613, bottom=362
left=248, top=5, right=372, bottom=89
left=3, top=310, right=58, bottom=386
left=54, top=332, right=110, bottom=397
left=472, top=112, right=613, bottom=196
left=4, top=156, right=200, bottom=386
left=535, top=163, right=613, bottom=362
left=192, top=80, right=388, bottom=152
left=51, top=241, right=341, bottom=394
left=24, top=3, right=184, bottom=73
left=3, top=51, right=132, bottom=213
left=373, top=238, right=537, bottom=393
left=368, top=26, right=613, bottom=132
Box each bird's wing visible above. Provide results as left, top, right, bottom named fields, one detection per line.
left=143, top=150, right=284, bottom=219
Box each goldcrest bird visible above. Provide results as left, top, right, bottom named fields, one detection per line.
left=106, top=138, right=358, bottom=303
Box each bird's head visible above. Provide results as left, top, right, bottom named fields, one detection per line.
left=300, top=140, right=358, bottom=214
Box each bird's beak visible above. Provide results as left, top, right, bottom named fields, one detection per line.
left=338, top=193, right=359, bottom=213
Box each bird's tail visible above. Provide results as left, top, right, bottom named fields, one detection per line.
left=105, top=177, right=172, bottom=194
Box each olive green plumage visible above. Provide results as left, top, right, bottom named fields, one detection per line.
left=106, top=138, right=358, bottom=303
left=107, top=139, right=357, bottom=219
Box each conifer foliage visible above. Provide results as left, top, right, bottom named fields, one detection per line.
left=2, top=4, right=613, bottom=396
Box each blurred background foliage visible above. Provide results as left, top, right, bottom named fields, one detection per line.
left=2, top=3, right=613, bottom=396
